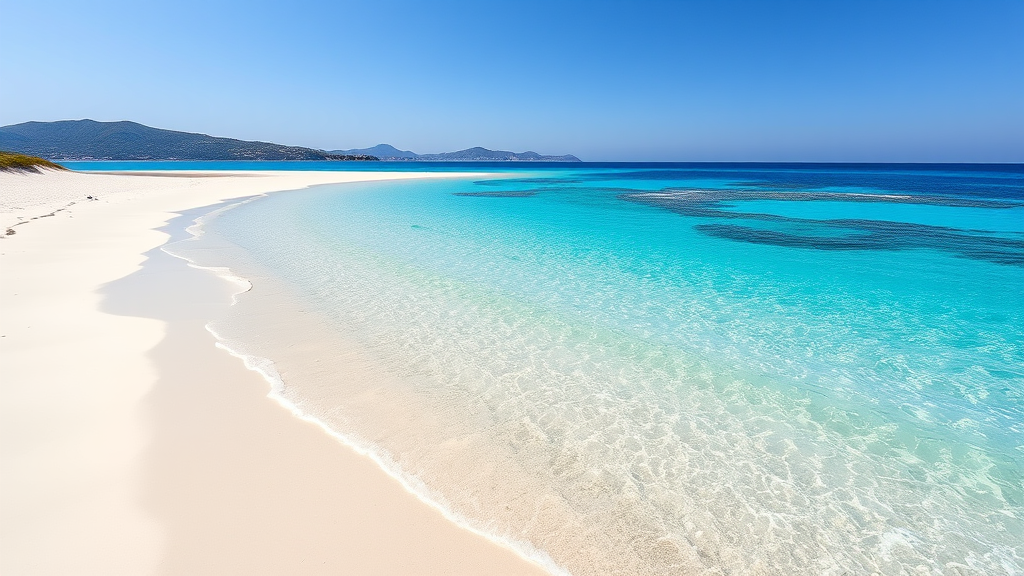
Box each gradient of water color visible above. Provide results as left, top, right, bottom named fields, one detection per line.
left=173, top=164, right=1024, bottom=575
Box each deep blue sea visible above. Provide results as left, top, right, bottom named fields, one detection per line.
left=166, top=163, right=1023, bottom=575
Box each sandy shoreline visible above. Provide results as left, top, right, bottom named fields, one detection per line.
left=0, top=170, right=550, bottom=575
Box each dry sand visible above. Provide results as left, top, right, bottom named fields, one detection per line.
left=0, top=169, right=551, bottom=575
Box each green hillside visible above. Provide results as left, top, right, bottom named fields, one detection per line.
left=0, top=120, right=376, bottom=161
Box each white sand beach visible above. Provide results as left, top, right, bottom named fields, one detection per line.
left=0, top=169, right=550, bottom=575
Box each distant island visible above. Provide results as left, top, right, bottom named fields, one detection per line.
left=333, top=143, right=581, bottom=162
left=0, top=120, right=580, bottom=162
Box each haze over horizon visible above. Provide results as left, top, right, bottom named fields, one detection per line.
left=1, top=0, right=1022, bottom=162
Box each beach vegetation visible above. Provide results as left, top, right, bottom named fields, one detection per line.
left=0, top=151, right=68, bottom=172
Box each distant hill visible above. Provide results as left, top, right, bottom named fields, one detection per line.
left=0, top=120, right=580, bottom=162
left=333, top=144, right=581, bottom=162
left=0, top=120, right=376, bottom=161
left=419, top=147, right=580, bottom=162
left=331, top=144, right=419, bottom=160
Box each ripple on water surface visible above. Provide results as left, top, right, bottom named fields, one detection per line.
left=174, top=165, right=1024, bottom=575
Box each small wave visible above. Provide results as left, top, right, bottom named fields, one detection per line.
left=162, top=198, right=572, bottom=576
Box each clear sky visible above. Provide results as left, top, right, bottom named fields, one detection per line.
left=1, top=0, right=1022, bottom=161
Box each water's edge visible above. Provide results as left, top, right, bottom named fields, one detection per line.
left=161, top=190, right=573, bottom=576
left=150, top=166, right=1024, bottom=575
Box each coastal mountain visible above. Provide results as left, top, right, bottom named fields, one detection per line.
left=332, top=144, right=419, bottom=160
left=332, top=144, right=581, bottom=162
left=0, top=120, right=581, bottom=162
left=419, top=147, right=581, bottom=162
left=0, top=120, right=376, bottom=161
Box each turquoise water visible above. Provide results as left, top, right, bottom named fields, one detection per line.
left=185, top=165, right=1023, bottom=575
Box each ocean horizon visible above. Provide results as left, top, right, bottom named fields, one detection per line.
left=166, top=163, right=1023, bottom=575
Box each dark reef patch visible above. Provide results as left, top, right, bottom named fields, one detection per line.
left=588, top=165, right=1023, bottom=200
left=631, top=189, right=1024, bottom=211
left=622, top=189, right=1024, bottom=266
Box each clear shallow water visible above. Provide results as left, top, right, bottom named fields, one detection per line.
left=174, top=164, right=1024, bottom=575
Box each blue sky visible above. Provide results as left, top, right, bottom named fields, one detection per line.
left=1, top=0, right=1021, bottom=161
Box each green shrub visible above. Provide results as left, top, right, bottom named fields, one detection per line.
left=0, top=151, right=68, bottom=172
